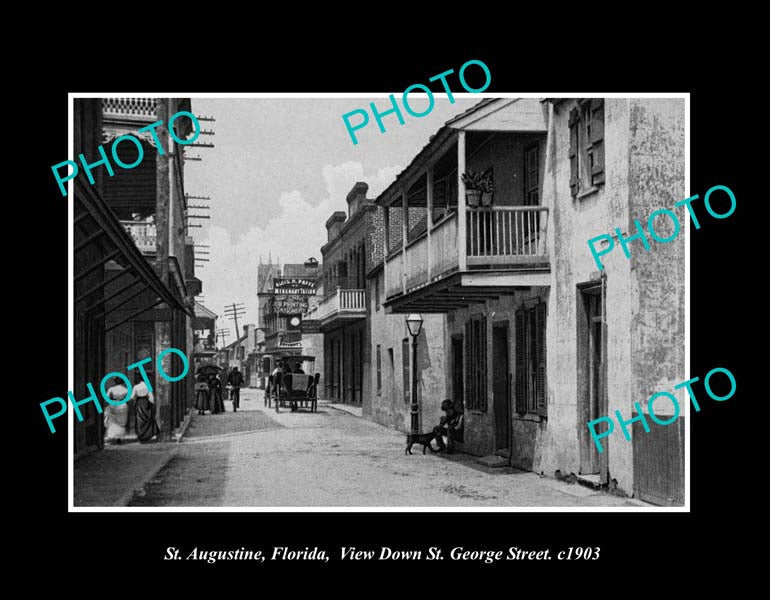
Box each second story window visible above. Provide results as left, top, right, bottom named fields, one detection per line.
left=524, top=144, right=540, bottom=206
left=569, top=99, right=605, bottom=197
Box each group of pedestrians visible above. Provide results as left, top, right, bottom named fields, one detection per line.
left=194, top=367, right=245, bottom=415
left=103, top=376, right=160, bottom=445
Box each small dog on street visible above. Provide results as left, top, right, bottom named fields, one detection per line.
left=405, top=432, right=437, bottom=455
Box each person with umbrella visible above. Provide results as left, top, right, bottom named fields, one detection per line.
left=195, top=364, right=222, bottom=415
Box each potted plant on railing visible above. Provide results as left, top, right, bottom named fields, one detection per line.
left=479, top=175, right=496, bottom=207
left=461, top=171, right=483, bottom=208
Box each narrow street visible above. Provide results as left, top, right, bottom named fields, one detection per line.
left=123, top=389, right=643, bottom=507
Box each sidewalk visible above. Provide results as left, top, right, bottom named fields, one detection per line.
left=74, top=442, right=177, bottom=506
left=73, top=410, right=192, bottom=507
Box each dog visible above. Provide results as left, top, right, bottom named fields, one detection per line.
left=405, top=432, right=437, bottom=455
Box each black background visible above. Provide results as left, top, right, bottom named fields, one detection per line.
left=25, top=37, right=749, bottom=586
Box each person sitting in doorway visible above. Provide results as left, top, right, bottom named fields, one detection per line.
left=433, top=399, right=464, bottom=454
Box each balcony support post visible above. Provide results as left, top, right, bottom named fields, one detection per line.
left=457, top=131, right=467, bottom=271
left=426, top=166, right=433, bottom=282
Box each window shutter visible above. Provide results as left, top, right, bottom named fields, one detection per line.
left=568, top=108, right=579, bottom=197
left=515, top=309, right=527, bottom=413
left=479, top=316, right=487, bottom=412
left=535, top=302, right=547, bottom=417
left=464, top=321, right=473, bottom=410
left=590, top=99, right=605, bottom=186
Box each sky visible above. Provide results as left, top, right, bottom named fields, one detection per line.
left=184, top=96, right=478, bottom=341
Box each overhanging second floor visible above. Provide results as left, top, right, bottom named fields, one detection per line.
left=377, top=98, right=551, bottom=313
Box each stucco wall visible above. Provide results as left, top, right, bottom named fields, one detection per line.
left=545, top=98, right=685, bottom=495
left=367, top=268, right=447, bottom=433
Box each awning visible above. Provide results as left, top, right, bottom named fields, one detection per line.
left=74, top=175, right=193, bottom=332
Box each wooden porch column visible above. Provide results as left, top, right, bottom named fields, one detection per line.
left=426, top=166, right=433, bottom=281
left=457, top=131, right=467, bottom=271
left=401, top=189, right=408, bottom=295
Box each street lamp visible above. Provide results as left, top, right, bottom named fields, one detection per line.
left=406, top=314, right=423, bottom=434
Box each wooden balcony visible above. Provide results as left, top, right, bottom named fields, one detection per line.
left=376, top=100, right=553, bottom=313
left=305, top=287, right=366, bottom=331
left=384, top=206, right=549, bottom=312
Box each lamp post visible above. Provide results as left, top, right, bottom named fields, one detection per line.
left=406, top=313, right=424, bottom=434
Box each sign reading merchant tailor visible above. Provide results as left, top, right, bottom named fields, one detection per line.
left=273, top=277, right=316, bottom=295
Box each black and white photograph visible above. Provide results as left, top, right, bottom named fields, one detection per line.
left=69, top=93, right=688, bottom=509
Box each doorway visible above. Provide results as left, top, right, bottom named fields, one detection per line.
left=578, top=282, right=608, bottom=482
left=493, top=323, right=511, bottom=453
left=451, top=335, right=464, bottom=444
left=452, top=336, right=464, bottom=408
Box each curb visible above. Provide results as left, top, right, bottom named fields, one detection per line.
left=323, top=403, right=363, bottom=418
left=175, top=408, right=194, bottom=442
left=116, top=445, right=178, bottom=507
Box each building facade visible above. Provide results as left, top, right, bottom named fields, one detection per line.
left=256, top=257, right=324, bottom=386
left=376, top=98, right=685, bottom=504
left=313, top=183, right=378, bottom=405
left=73, top=97, right=199, bottom=456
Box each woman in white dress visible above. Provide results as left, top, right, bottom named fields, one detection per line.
left=103, top=377, right=130, bottom=443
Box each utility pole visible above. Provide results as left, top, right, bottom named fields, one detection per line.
left=216, top=328, right=230, bottom=347
left=224, top=303, right=246, bottom=338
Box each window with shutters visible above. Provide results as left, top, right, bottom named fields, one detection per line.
left=515, top=302, right=547, bottom=416
left=569, top=99, right=605, bottom=198
left=464, top=315, right=488, bottom=412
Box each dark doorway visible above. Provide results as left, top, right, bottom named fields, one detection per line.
left=493, top=323, right=510, bottom=452
left=451, top=335, right=464, bottom=443
left=578, top=283, right=608, bottom=482
left=452, top=336, right=464, bottom=409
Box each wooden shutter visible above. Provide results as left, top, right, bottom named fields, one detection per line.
left=464, top=321, right=473, bottom=409
left=590, top=99, right=605, bottom=186
left=568, top=107, right=579, bottom=197
left=515, top=309, right=527, bottom=413
left=535, top=302, right=547, bottom=417
left=376, top=345, right=381, bottom=394
left=479, top=316, right=488, bottom=412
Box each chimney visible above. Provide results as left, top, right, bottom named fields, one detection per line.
left=346, top=181, right=369, bottom=218
left=326, top=211, right=347, bottom=242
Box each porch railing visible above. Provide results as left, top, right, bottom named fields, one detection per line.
left=467, top=206, right=548, bottom=260
left=385, top=206, right=548, bottom=299
left=121, top=220, right=157, bottom=254
left=306, top=287, right=366, bottom=321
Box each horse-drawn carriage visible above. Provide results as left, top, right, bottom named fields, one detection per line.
left=264, top=354, right=319, bottom=413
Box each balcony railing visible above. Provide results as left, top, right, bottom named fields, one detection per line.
left=467, top=206, right=548, bottom=263
left=306, top=287, right=366, bottom=323
left=121, top=220, right=156, bottom=254
left=385, top=206, right=548, bottom=299
left=103, top=98, right=158, bottom=119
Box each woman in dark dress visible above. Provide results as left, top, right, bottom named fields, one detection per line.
left=194, top=373, right=211, bottom=415
left=209, top=374, right=224, bottom=414
left=131, top=380, right=160, bottom=442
